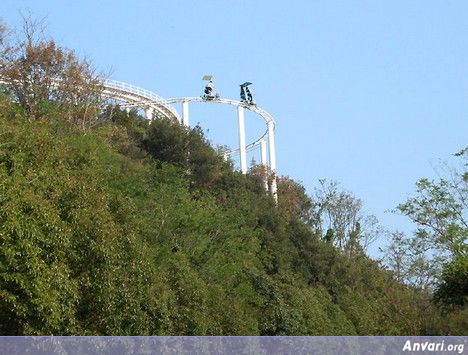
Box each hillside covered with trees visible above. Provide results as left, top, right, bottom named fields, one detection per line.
left=0, top=19, right=466, bottom=335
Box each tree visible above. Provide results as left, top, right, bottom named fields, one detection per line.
left=277, top=176, right=313, bottom=222
left=0, top=17, right=104, bottom=128
left=396, top=149, right=467, bottom=258
left=382, top=231, right=441, bottom=290
left=311, top=180, right=382, bottom=255
left=142, top=118, right=229, bottom=190
left=392, top=148, right=468, bottom=311
left=434, top=256, right=468, bottom=310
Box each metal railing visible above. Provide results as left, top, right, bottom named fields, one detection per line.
left=104, top=80, right=166, bottom=102
left=103, top=80, right=181, bottom=120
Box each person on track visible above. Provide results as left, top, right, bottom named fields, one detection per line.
left=205, top=80, right=214, bottom=97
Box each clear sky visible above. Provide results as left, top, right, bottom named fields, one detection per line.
left=2, top=1, right=468, bottom=253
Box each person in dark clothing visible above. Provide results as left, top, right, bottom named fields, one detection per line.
left=205, top=80, right=214, bottom=96
left=240, top=82, right=255, bottom=105
left=240, top=85, right=247, bottom=102
left=245, top=86, right=253, bottom=103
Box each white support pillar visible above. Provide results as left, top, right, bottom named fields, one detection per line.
left=268, top=121, right=277, bottom=201
left=182, top=101, right=190, bottom=127
left=237, top=106, right=247, bottom=174
left=125, top=107, right=130, bottom=115
left=260, top=139, right=267, bottom=166
left=260, top=139, right=268, bottom=191
left=145, top=107, right=154, bottom=120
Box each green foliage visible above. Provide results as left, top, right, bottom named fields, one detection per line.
left=389, top=148, right=468, bottom=334
left=142, top=118, right=230, bottom=191
left=434, top=256, right=468, bottom=311
left=397, top=175, right=468, bottom=258
left=0, top=87, right=450, bottom=335
left=0, top=18, right=104, bottom=127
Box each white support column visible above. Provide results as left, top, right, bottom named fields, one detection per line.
left=125, top=107, right=130, bottom=115
left=182, top=101, right=190, bottom=127
left=237, top=106, right=247, bottom=174
left=268, top=121, right=277, bottom=201
left=260, top=139, right=268, bottom=191
left=260, top=139, right=267, bottom=166
left=145, top=107, right=154, bottom=120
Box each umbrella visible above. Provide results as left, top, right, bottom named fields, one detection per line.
left=240, top=82, right=253, bottom=87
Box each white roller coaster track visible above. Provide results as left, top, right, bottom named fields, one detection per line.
left=161, top=96, right=277, bottom=199
left=0, top=78, right=278, bottom=198
left=101, top=83, right=275, bottom=164
left=162, top=96, right=274, bottom=155
left=163, top=97, right=275, bottom=124
left=100, top=82, right=277, bottom=189
left=102, top=80, right=181, bottom=121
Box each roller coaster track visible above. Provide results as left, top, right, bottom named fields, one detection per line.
left=102, top=80, right=181, bottom=121
left=101, top=83, right=277, bottom=198
left=162, top=97, right=275, bottom=157
left=163, top=97, right=275, bottom=124
left=0, top=78, right=273, bottom=158
left=0, top=78, right=277, bottom=197
left=0, top=78, right=180, bottom=121
left=101, top=83, right=275, bottom=159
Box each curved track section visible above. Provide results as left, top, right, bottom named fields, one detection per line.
left=1, top=78, right=278, bottom=199
left=102, top=80, right=181, bottom=121
left=163, top=96, right=278, bottom=200
left=0, top=78, right=181, bottom=121
left=163, top=97, right=274, bottom=157
left=164, top=97, right=275, bottom=124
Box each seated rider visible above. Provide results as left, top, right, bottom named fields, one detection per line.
left=205, top=80, right=214, bottom=96
left=245, top=86, right=253, bottom=104
left=240, top=85, right=247, bottom=102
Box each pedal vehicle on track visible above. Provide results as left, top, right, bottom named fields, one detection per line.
left=202, top=75, right=220, bottom=101
left=240, top=82, right=255, bottom=105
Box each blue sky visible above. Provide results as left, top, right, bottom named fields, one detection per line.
left=3, top=1, right=467, bottom=252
